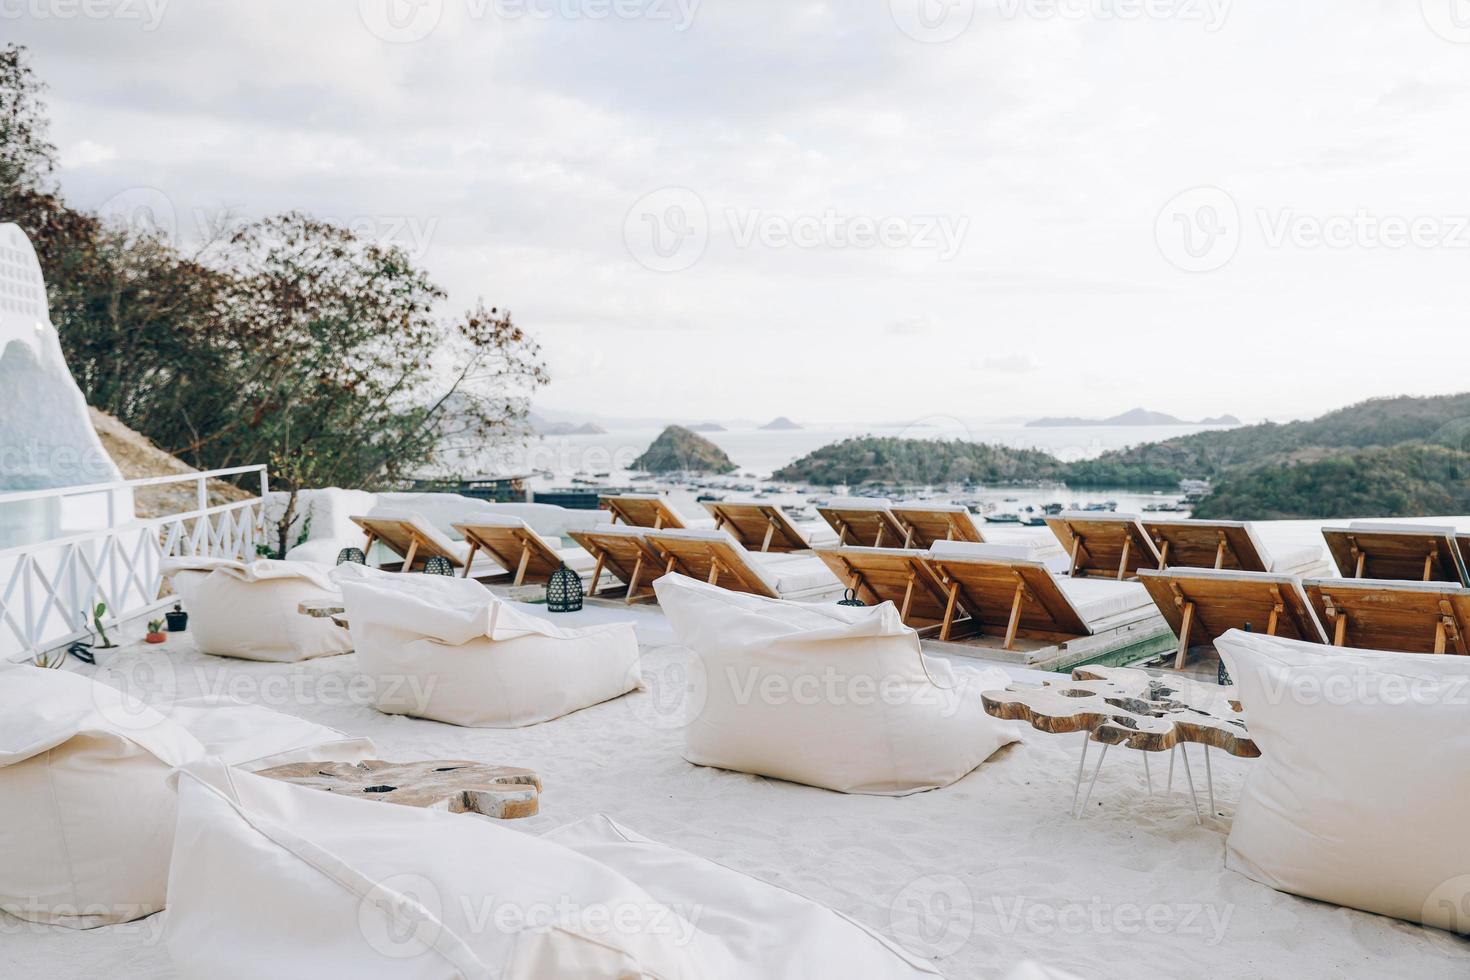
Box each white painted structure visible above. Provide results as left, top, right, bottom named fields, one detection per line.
left=0, top=222, right=131, bottom=549
left=0, top=466, right=269, bottom=663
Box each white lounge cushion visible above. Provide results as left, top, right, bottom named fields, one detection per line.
left=164, top=558, right=354, bottom=662
left=824, top=496, right=893, bottom=510
left=461, top=513, right=597, bottom=572
left=929, top=538, right=1040, bottom=563
left=1217, top=629, right=1470, bottom=934
left=337, top=565, right=641, bottom=727
left=1262, top=543, right=1326, bottom=574
left=164, top=759, right=940, bottom=979
left=0, top=665, right=372, bottom=928
left=654, top=574, right=1019, bottom=796
left=1055, top=577, right=1152, bottom=623
left=657, top=528, right=840, bottom=597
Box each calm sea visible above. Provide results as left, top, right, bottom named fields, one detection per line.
left=465, top=421, right=1231, bottom=515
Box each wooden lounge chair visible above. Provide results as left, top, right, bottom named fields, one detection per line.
left=350, top=511, right=480, bottom=574
left=889, top=503, right=985, bottom=549
left=602, top=494, right=689, bottom=530
left=566, top=526, right=666, bottom=604
left=645, top=529, right=842, bottom=601
left=702, top=500, right=811, bottom=553
left=1045, top=512, right=1161, bottom=580
left=451, top=516, right=592, bottom=586
left=1304, top=578, right=1470, bottom=654
left=1137, top=568, right=1327, bottom=669
left=1459, top=533, right=1470, bottom=582
left=1141, top=519, right=1322, bottom=574
left=813, top=547, right=958, bottom=635
left=817, top=498, right=908, bottom=549
left=1321, top=523, right=1467, bottom=584
left=924, top=547, right=1146, bottom=650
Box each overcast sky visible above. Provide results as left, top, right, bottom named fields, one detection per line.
left=11, top=0, right=1470, bottom=425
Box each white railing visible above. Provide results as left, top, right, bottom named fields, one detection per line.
left=0, top=465, right=269, bottom=664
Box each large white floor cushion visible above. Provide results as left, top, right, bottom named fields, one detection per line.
left=0, top=665, right=372, bottom=928
left=337, top=565, right=641, bottom=727
left=654, top=573, right=1018, bottom=795
left=1217, top=629, right=1470, bottom=933
left=165, top=759, right=939, bottom=979
left=165, top=557, right=354, bottom=662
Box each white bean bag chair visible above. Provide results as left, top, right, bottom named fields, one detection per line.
left=653, top=573, right=1019, bottom=795
left=1217, top=629, right=1470, bottom=934
left=336, top=564, right=642, bottom=728
left=165, top=557, right=354, bottom=662
left=0, top=664, right=373, bottom=928
left=164, top=758, right=940, bottom=979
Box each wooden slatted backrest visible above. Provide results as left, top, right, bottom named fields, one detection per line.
left=1321, top=525, right=1464, bottom=583
left=926, top=554, right=1090, bottom=638
left=1137, top=569, right=1325, bottom=644
left=566, top=529, right=663, bottom=585
left=645, top=531, right=777, bottom=597
left=890, top=506, right=985, bottom=550
left=1046, top=514, right=1161, bottom=579
left=350, top=515, right=464, bottom=567
left=817, top=505, right=908, bottom=549
left=814, top=547, right=953, bottom=629
left=1304, top=579, right=1470, bottom=654
left=702, top=502, right=810, bottom=553
left=453, top=521, right=562, bottom=582
left=603, top=495, right=687, bottom=530
left=1141, top=520, right=1270, bottom=573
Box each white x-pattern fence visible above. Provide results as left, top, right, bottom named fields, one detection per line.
left=0, top=465, right=268, bottom=664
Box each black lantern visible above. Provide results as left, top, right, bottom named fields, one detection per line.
left=423, top=556, right=455, bottom=576
left=165, top=603, right=189, bottom=632
left=337, top=547, right=367, bottom=566
left=546, top=563, right=584, bottom=613
left=837, top=589, right=866, bottom=607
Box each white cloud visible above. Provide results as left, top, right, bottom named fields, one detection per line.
left=9, top=0, right=1470, bottom=424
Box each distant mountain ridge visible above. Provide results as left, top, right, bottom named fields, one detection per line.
left=761, top=416, right=802, bottom=431
left=1027, top=408, right=1240, bottom=428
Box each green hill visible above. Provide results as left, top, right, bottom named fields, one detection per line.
left=633, top=425, right=737, bottom=474
left=1192, top=444, right=1470, bottom=520
left=772, top=437, right=1067, bottom=486
left=1066, top=393, right=1470, bottom=488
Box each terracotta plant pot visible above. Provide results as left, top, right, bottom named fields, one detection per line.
left=145, top=632, right=167, bottom=644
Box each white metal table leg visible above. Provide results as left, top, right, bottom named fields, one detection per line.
left=1076, top=742, right=1111, bottom=818
left=1204, top=744, right=1216, bottom=817
left=1143, top=750, right=1153, bottom=796
left=1070, top=731, right=1090, bottom=814
left=1179, top=745, right=1202, bottom=825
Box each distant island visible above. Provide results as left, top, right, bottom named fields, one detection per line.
left=774, top=394, right=1470, bottom=520
left=685, top=422, right=727, bottom=433
left=632, top=425, right=737, bottom=474
left=761, top=416, right=802, bottom=431
left=1026, top=408, right=1240, bottom=428
left=529, top=413, right=606, bottom=436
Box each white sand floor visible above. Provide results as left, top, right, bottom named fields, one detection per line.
left=5, top=612, right=1468, bottom=979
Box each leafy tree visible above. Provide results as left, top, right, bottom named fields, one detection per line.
left=0, top=44, right=56, bottom=195
left=1, top=47, right=548, bottom=559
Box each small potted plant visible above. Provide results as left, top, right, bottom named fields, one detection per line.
left=165, top=603, right=189, bottom=632
left=89, top=602, right=118, bottom=650
left=145, top=619, right=167, bottom=644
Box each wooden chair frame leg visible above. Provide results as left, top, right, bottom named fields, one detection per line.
left=1173, top=600, right=1196, bottom=670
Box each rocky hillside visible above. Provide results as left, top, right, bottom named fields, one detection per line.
left=90, top=408, right=252, bottom=518
left=632, top=425, right=737, bottom=474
